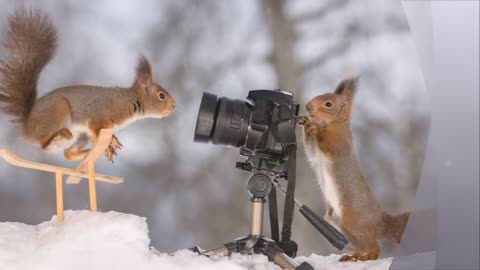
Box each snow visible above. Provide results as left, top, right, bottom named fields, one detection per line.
left=0, top=211, right=393, bottom=270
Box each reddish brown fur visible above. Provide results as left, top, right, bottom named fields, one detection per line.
left=0, top=8, right=175, bottom=162
left=300, top=77, right=409, bottom=261
left=0, top=9, right=57, bottom=129
left=383, top=212, right=410, bottom=243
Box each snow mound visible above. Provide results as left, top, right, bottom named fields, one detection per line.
left=0, top=211, right=392, bottom=270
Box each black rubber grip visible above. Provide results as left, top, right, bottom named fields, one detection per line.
left=299, top=205, right=349, bottom=250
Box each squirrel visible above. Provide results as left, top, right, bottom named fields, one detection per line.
left=0, top=9, right=175, bottom=162
left=298, top=77, right=409, bottom=262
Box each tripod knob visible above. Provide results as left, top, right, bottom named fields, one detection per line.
left=248, top=173, right=272, bottom=198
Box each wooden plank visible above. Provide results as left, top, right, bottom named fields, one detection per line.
left=55, top=171, right=64, bottom=222
left=66, top=129, right=113, bottom=184
left=0, top=149, right=123, bottom=184
left=88, top=160, right=97, bottom=212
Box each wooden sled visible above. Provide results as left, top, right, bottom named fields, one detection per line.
left=0, top=129, right=123, bottom=222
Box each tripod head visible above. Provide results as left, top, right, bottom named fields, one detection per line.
left=247, top=173, right=272, bottom=198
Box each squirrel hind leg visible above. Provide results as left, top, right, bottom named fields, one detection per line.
left=64, top=148, right=90, bottom=161
left=41, top=128, right=73, bottom=151
left=64, top=133, right=91, bottom=160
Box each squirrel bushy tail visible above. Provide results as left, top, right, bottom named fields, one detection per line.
left=0, top=8, right=57, bottom=131
left=382, top=211, right=410, bottom=243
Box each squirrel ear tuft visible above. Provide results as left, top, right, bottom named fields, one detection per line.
left=334, top=76, right=359, bottom=101
left=135, top=55, right=152, bottom=90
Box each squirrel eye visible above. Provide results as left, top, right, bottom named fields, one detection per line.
left=325, top=101, right=333, bottom=108
left=159, top=93, right=166, bottom=100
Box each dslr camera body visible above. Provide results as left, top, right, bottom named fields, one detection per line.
left=194, top=89, right=299, bottom=176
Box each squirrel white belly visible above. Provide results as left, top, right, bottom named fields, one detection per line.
left=304, top=134, right=343, bottom=222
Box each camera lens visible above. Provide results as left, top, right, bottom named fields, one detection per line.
left=194, top=92, right=252, bottom=148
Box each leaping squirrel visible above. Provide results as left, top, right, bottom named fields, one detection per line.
left=0, top=9, right=176, bottom=161
left=298, top=77, right=409, bottom=262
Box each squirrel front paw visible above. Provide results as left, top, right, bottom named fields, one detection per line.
left=105, top=135, right=123, bottom=162
left=298, top=114, right=325, bottom=137
left=305, top=123, right=320, bottom=136
left=297, top=114, right=310, bottom=126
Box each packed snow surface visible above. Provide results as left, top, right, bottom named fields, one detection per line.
left=0, top=211, right=392, bottom=270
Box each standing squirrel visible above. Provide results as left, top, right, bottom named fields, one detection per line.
left=0, top=9, right=175, bottom=161
left=298, top=77, right=409, bottom=261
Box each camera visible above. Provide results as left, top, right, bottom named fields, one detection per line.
left=194, top=90, right=299, bottom=176
left=192, top=89, right=347, bottom=269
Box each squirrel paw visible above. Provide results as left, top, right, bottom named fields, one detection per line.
left=105, top=147, right=116, bottom=162
left=339, top=251, right=378, bottom=262
left=304, top=123, right=320, bottom=136
left=339, top=253, right=364, bottom=262
left=298, top=114, right=320, bottom=136
left=105, top=135, right=123, bottom=162
left=111, top=135, right=123, bottom=149
left=297, top=114, right=310, bottom=126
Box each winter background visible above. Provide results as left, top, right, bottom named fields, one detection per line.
left=0, top=0, right=428, bottom=266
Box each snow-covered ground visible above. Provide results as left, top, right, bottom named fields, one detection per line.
left=0, top=211, right=392, bottom=270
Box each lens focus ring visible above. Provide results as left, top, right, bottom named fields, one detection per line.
left=211, top=97, right=251, bottom=147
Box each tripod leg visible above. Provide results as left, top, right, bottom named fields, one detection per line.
left=268, top=188, right=280, bottom=242
left=266, top=245, right=314, bottom=270
left=266, top=245, right=297, bottom=269
left=203, top=240, right=241, bottom=257
left=204, top=246, right=229, bottom=256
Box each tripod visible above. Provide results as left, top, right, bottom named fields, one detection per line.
left=202, top=173, right=314, bottom=270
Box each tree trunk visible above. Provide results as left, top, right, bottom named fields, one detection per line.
left=261, top=0, right=303, bottom=95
